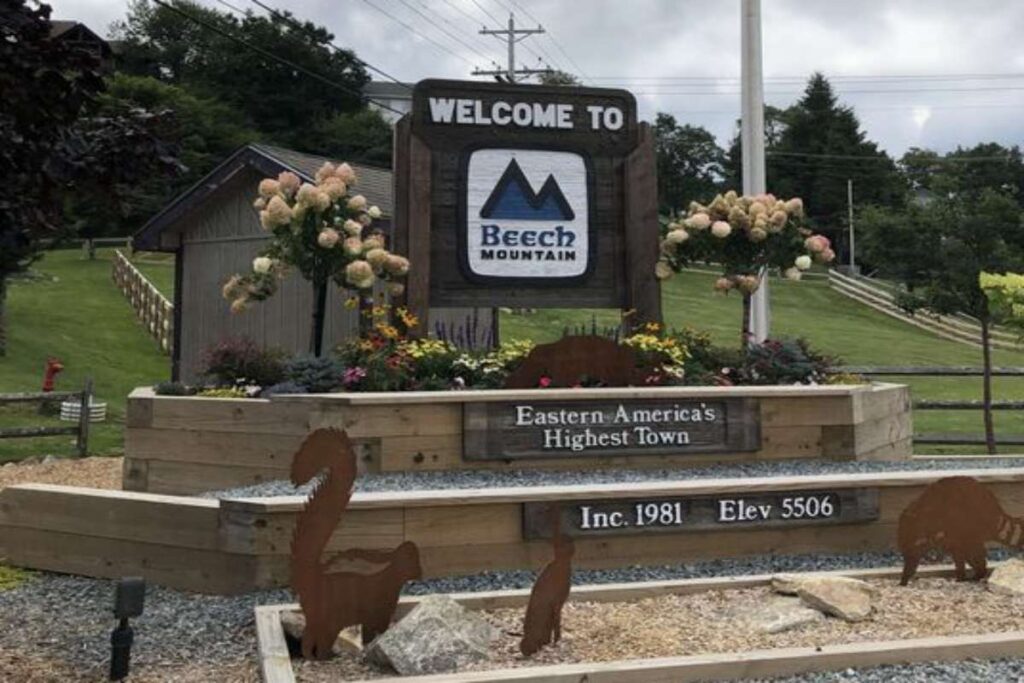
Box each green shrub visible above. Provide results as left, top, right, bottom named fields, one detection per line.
left=741, top=338, right=835, bottom=385
left=285, top=355, right=343, bottom=393
left=153, top=381, right=192, bottom=396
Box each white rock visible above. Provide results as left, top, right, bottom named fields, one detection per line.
left=988, top=559, right=1024, bottom=596
left=280, top=610, right=362, bottom=655
left=364, top=595, right=496, bottom=675
left=737, top=597, right=824, bottom=634
left=797, top=577, right=876, bottom=622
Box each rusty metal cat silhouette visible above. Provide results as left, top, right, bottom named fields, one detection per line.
left=504, top=335, right=648, bottom=389
left=520, top=505, right=574, bottom=656
left=898, top=475, right=1023, bottom=585
left=290, top=428, right=422, bottom=659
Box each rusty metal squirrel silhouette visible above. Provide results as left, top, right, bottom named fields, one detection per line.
left=504, top=335, right=649, bottom=389
left=520, top=505, right=574, bottom=656
left=290, top=428, right=422, bottom=659
left=898, top=475, right=1024, bottom=585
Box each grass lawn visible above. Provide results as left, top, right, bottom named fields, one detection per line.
left=0, top=248, right=171, bottom=461
left=502, top=270, right=1024, bottom=454
left=2, top=249, right=1023, bottom=460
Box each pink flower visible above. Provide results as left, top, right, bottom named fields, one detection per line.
left=258, top=178, right=279, bottom=198
left=805, top=235, right=830, bottom=253
left=342, top=367, right=367, bottom=386
left=317, top=228, right=340, bottom=248
left=347, top=194, right=368, bottom=211
left=335, top=162, right=358, bottom=184
left=277, top=171, right=300, bottom=196
left=315, top=162, right=336, bottom=184
left=538, top=376, right=552, bottom=388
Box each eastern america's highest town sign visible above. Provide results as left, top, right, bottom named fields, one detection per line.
left=394, top=79, right=661, bottom=323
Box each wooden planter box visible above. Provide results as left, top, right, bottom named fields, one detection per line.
left=2, top=466, right=1017, bottom=595
left=255, top=565, right=1024, bottom=683
left=124, top=383, right=911, bottom=495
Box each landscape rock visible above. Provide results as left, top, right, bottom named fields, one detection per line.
left=732, top=596, right=824, bottom=634
left=364, top=595, right=496, bottom=675
left=987, top=559, right=1024, bottom=596
left=40, top=455, right=58, bottom=466
left=280, top=610, right=362, bottom=655
left=796, top=576, right=876, bottom=622
left=771, top=573, right=805, bottom=595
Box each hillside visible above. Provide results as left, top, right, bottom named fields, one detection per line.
left=2, top=249, right=1022, bottom=459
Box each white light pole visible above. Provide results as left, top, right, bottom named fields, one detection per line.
left=741, top=0, right=769, bottom=342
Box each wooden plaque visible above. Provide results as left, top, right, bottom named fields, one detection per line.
left=463, top=397, right=760, bottom=461
left=523, top=488, right=881, bottom=540
left=399, top=78, right=660, bottom=321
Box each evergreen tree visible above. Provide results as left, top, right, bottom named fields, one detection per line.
left=726, top=74, right=904, bottom=256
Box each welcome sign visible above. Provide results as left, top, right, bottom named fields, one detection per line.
left=405, top=79, right=655, bottom=311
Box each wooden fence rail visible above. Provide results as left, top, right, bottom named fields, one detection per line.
left=111, top=249, right=173, bottom=354
left=838, top=366, right=1024, bottom=447
left=0, top=379, right=92, bottom=457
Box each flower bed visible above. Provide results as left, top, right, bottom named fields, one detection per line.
left=125, top=382, right=910, bottom=495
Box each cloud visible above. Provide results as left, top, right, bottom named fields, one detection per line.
left=47, top=0, right=1024, bottom=155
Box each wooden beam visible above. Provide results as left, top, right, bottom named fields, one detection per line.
left=392, top=115, right=431, bottom=336
left=622, top=121, right=662, bottom=331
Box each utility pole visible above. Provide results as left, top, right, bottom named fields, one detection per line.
left=741, top=0, right=769, bottom=342
left=847, top=178, right=856, bottom=272
left=472, top=14, right=550, bottom=83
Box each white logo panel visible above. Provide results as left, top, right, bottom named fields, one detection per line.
left=465, top=149, right=589, bottom=279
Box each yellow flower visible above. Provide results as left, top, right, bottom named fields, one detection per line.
left=376, top=323, right=400, bottom=339
left=399, top=309, right=419, bottom=329
left=344, top=296, right=358, bottom=309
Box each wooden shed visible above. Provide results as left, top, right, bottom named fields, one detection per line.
left=134, top=143, right=489, bottom=382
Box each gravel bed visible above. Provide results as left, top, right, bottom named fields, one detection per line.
left=202, top=457, right=1024, bottom=499
left=751, top=659, right=1024, bottom=682
left=299, top=578, right=1024, bottom=681
left=1, top=547, right=1021, bottom=681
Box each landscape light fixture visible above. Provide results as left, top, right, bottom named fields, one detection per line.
left=109, top=576, right=145, bottom=681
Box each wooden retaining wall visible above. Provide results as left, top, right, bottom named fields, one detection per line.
left=3, top=467, right=1020, bottom=594
left=124, top=383, right=912, bottom=495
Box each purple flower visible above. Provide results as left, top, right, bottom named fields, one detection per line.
left=342, top=367, right=367, bottom=386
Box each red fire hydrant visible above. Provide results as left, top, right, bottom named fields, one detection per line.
left=42, top=357, right=64, bottom=392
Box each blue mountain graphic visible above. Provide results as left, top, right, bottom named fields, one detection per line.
left=480, top=158, right=575, bottom=221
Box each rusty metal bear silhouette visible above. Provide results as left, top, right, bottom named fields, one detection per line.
left=898, top=475, right=1024, bottom=585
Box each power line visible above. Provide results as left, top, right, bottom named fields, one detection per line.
left=473, top=13, right=550, bottom=83
left=150, top=0, right=407, bottom=115
left=629, top=85, right=1024, bottom=95
left=589, top=72, right=1024, bottom=83
left=477, top=0, right=552, bottom=70
left=423, top=0, right=505, bottom=62
left=469, top=0, right=501, bottom=25
left=393, top=0, right=499, bottom=65
left=508, top=0, right=588, bottom=82
left=245, top=0, right=410, bottom=89
left=767, top=151, right=1017, bottom=163
left=356, top=0, right=476, bottom=67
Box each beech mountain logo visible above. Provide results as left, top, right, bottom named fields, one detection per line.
left=464, top=148, right=590, bottom=280
left=480, top=159, right=575, bottom=222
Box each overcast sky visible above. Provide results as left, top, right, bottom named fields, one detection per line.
left=51, top=0, right=1024, bottom=157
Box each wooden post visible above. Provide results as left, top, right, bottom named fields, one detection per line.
left=392, top=115, right=432, bottom=338
left=623, top=122, right=663, bottom=333
left=76, top=377, right=92, bottom=458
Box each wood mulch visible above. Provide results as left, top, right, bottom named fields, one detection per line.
left=295, top=577, right=1024, bottom=681
left=0, top=456, right=122, bottom=492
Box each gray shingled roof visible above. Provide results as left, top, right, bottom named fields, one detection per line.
left=134, top=143, right=393, bottom=251
left=251, top=144, right=392, bottom=213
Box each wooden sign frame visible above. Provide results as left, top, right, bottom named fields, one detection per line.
left=392, top=79, right=662, bottom=334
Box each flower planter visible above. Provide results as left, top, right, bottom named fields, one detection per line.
left=124, top=383, right=911, bottom=496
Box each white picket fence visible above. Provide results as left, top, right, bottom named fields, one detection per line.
left=827, top=269, right=1020, bottom=351
left=112, top=250, right=174, bottom=354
